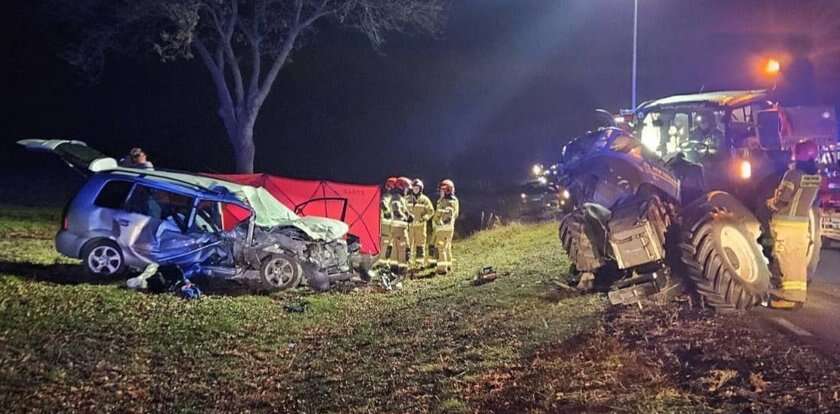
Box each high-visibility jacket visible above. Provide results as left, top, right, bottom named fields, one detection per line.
left=433, top=195, right=460, bottom=230
left=389, top=192, right=412, bottom=226
left=408, top=193, right=434, bottom=225
left=767, top=165, right=822, bottom=305
left=381, top=192, right=394, bottom=223
left=767, top=168, right=822, bottom=221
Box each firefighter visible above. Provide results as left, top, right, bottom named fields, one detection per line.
left=388, top=177, right=414, bottom=274
left=379, top=177, right=397, bottom=266
left=767, top=140, right=822, bottom=309
left=432, top=179, right=460, bottom=275
left=407, top=179, right=435, bottom=270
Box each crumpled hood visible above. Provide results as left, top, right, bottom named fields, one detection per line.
left=295, top=216, right=349, bottom=241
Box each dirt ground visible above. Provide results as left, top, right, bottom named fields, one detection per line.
left=464, top=299, right=840, bottom=413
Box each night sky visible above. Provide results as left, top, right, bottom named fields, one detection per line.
left=4, top=0, right=840, bottom=194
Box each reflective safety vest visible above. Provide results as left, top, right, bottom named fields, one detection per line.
left=389, top=193, right=412, bottom=226
left=407, top=193, right=434, bottom=226
left=433, top=195, right=460, bottom=230
left=767, top=169, right=822, bottom=221
left=381, top=192, right=393, bottom=222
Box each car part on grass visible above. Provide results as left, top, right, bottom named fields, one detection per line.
left=284, top=300, right=309, bottom=313
left=377, top=267, right=404, bottom=291
left=472, top=266, right=498, bottom=286
left=126, top=263, right=202, bottom=299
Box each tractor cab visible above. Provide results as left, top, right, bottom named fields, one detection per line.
left=634, top=90, right=781, bottom=192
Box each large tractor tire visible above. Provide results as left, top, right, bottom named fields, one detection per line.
left=559, top=209, right=603, bottom=273
left=679, top=209, right=770, bottom=310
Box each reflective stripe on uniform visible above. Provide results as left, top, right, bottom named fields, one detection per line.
left=771, top=218, right=810, bottom=227
left=781, top=281, right=808, bottom=291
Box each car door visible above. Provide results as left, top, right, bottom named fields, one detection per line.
left=119, top=183, right=204, bottom=264
left=156, top=199, right=230, bottom=266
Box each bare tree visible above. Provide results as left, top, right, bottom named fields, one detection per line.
left=58, top=0, right=447, bottom=172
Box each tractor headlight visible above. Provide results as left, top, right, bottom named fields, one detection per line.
left=739, top=160, right=752, bottom=180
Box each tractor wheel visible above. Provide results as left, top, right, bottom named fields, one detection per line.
left=679, top=209, right=770, bottom=310
left=558, top=209, right=603, bottom=273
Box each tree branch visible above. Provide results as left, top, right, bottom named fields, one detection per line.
left=223, top=0, right=245, bottom=107
left=255, top=27, right=299, bottom=107
left=255, top=0, right=331, bottom=106
left=194, top=37, right=238, bottom=131
left=239, top=1, right=262, bottom=102
left=301, top=0, right=332, bottom=27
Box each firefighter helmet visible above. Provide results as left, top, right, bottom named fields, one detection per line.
left=384, top=177, right=398, bottom=190
left=412, top=179, right=424, bottom=192
left=396, top=177, right=413, bottom=190
left=439, top=179, right=455, bottom=195
left=793, top=140, right=818, bottom=162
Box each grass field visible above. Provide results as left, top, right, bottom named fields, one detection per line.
left=0, top=206, right=611, bottom=412
left=5, top=206, right=837, bottom=413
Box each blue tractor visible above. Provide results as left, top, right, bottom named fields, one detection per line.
left=558, top=90, right=832, bottom=309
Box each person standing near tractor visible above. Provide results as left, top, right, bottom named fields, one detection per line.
left=767, top=140, right=822, bottom=309
left=388, top=177, right=414, bottom=274
left=379, top=177, right=398, bottom=267
left=407, top=179, right=435, bottom=270
left=432, top=179, right=459, bottom=275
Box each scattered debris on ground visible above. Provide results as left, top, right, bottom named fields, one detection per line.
left=473, top=266, right=500, bottom=286
left=283, top=300, right=309, bottom=313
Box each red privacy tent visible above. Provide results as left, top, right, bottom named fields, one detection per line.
left=209, top=174, right=381, bottom=255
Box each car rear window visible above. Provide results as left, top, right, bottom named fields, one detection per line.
left=94, top=180, right=134, bottom=209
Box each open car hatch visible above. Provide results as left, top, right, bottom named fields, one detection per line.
left=17, top=139, right=118, bottom=174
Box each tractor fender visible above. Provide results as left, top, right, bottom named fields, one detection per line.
left=682, top=191, right=763, bottom=242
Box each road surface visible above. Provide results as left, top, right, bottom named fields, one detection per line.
left=754, top=247, right=840, bottom=353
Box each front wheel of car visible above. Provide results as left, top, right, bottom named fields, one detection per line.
left=260, top=254, right=302, bottom=291
left=81, top=239, right=126, bottom=277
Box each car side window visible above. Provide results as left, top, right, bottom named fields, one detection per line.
left=94, top=180, right=134, bottom=209
left=193, top=200, right=221, bottom=233
left=125, top=185, right=194, bottom=229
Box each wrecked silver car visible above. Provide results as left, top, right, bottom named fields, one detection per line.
left=18, top=139, right=368, bottom=291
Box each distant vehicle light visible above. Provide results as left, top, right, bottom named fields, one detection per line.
left=532, top=164, right=542, bottom=176
left=739, top=160, right=752, bottom=180
left=520, top=193, right=527, bottom=199
left=765, top=58, right=781, bottom=75
left=822, top=111, right=832, bottom=120
left=561, top=189, right=571, bottom=199
left=538, top=176, right=548, bottom=184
